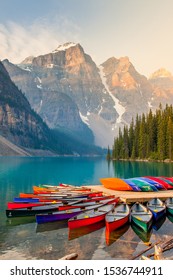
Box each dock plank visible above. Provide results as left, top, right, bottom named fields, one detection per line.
left=84, top=185, right=173, bottom=203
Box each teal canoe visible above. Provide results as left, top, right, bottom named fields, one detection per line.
left=165, top=197, right=173, bottom=215
left=128, top=178, right=155, bottom=192
left=131, top=202, right=153, bottom=232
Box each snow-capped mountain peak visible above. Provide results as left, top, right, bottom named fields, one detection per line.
left=52, top=42, right=77, bottom=53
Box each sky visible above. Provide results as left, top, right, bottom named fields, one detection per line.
left=0, top=0, right=173, bottom=77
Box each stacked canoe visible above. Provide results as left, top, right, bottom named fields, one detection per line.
left=100, top=176, right=173, bottom=191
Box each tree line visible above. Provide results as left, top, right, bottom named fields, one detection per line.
left=110, top=104, right=173, bottom=161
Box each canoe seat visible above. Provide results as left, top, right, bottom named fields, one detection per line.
left=149, top=206, right=164, bottom=208
left=132, top=210, right=145, bottom=213
left=133, top=213, right=150, bottom=215
left=108, top=214, right=125, bottom=217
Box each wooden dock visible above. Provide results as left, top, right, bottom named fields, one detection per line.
left=84, top=185, right=173, bottom=204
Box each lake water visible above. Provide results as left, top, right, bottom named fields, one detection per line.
left=0, top=156, right=173, bottom=260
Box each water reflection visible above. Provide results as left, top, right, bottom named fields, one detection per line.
left=105, top=224, right=130, bottom=246
left=131, top=223, right=152, bottom=244
left=68, top=220, right=105, bottom=240
left=36, top=220, right=68, bottom=233
left=167, top=214, right=173, bottom=223
left=112, top=160, right=173, bottom=178
left=1, top=158, right=173, bottom=259
left=6, top=216, right=36, bottom=227
left=152, top=215, right=166, bottom=231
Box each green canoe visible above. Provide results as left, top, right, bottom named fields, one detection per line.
left=131, top=202, right=153, bottom=232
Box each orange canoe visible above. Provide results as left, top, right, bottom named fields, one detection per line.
left=100, top=178, right=133, bottom=191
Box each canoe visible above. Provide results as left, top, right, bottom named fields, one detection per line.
left=36, top=202, right=108, bottom=224
left=147, top=198, right=166, bottom=221
left=105, top=203, right=130, bottom=232
left=33, top=185, right=91, bottom=194
left=158, top=177, right=173, bottom=189
left=136, top=178, right=158, bottom=191
left=6, top=203, right=63, bottom=218
left=7, top=201, right=59, bottom=209
left=19, top=193, right=71, bottom=198
left=131, top=222, right=152, bottom=243
left=140, top=177, right=163, bottom=190
left=128, top=178, right=155, bottom=192
left=130, top=202, right=153, bottom=232
left=8, top=197, right=85, bottom=210
left=165, top=197, right=173, bottom=215
left=58, top=196, right=118, bottom=211
left=100, top=178, right=133, bottom=191
left=145, top=177, right=169, bottom=190
left=13, top=197, right=40, bottom=203
left=14, top=195, right=87, bottom=203
left=19, top=191, right=102, bottom=199
left=123, top=179, right=141, bottom=191
left=68, top=203, right=115, bottom=230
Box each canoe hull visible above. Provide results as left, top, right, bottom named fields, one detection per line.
left=100, top=178, right=133, bottom=191
left=36, top=210, right=83, bottom=224
left=147, top=198, right=166, bottom=221
left=68, top=204, right=114, bottom=229
left=106, top=215, right=129, bottom=232
left=131, top=215, right=153, bottom=232
left=131, top=203, right=153, bottom=232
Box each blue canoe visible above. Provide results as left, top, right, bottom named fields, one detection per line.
left=133, top=177, right=158, bottom=192
left=123, top=179, right=141, bottom=191
left=141, top=177, right=165, bottom=190
left=147, top=198, right=166, bottom=221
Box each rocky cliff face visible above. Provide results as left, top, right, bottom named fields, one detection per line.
left=0, top=61, right=54, bottom=151
left=101, top=56, right=154, bottom=123
left=3, top=42, right=173, bottom=147
left=148, top=68, right=173, bottom=108
left=3, top=43, right=117, bottom=146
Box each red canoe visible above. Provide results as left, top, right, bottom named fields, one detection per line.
left=145, top=176, right=171, bottom=190
left=68, top=200, right=117, bottom=229
left=105, top=203, right=130, bottom=232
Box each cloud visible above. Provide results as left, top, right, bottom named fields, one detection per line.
left=0, top=17, right=81, bottom=63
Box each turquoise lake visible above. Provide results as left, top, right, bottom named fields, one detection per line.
left=0, top=156, right=173, bottom=260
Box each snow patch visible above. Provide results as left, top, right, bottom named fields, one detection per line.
left=79, top=112, right=90, bottom=126
left=24, top=67, right=32, bottom=72
left=98, top=65, right=126, bottom=125
left=52, top=42, right=77, bottom=53
left=37, top=77, right=42, bottom=84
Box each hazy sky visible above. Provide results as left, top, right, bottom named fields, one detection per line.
left=0, top=0, right=173, bottom=77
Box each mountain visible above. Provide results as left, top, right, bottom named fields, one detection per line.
left=0, top=60, right=56, bottom=154
left=148, top=68, right=173, bottom=108
left=3, top=42, right=173, bottom=148
left=3, top=43, right=118, bottom=147
left=100, top=56, right=155, bottom=123
left=0, top=60, right=103, bottom=156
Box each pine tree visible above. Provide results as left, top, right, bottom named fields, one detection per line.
left=106, top=145, right=111, bottom=160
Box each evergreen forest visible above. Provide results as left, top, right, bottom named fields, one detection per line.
left=111, top=104, right=173, bottom=161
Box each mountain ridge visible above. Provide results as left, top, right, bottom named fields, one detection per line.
left=3, top=42, right=173, bottom=148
